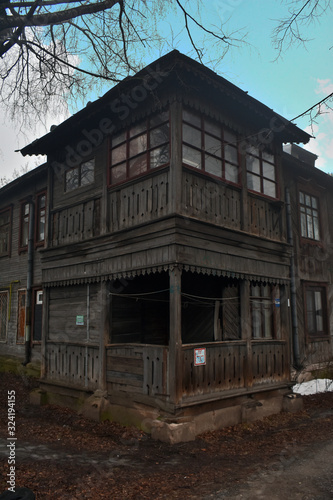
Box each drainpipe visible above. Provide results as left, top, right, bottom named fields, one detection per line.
left=285, top=187, right=302, bottom=370
left=24, top=198, right=35, bottom=366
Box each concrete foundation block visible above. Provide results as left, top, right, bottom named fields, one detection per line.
left=213, top=405, right=242, bottom=429
left=282, top=393, right=303, bottom=413
left=82, top=392, right=109, bottom=421
left=151, top=420, right=196, bottom=444
left=242, top=396, right=283, bottom=422
left=194, top=411, right=215, bottom=435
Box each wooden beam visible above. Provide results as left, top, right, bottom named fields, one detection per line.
left=169, top=266, right=182, bottom=404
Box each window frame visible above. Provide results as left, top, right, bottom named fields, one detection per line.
left=182, top=108, right=241, bottom=186
left=0, top=206, right=12, bottom=258
left=108, top=110, right=170, bottom=187
left=65, top=158, right=95, bottom=192
left=298, top=190, right=321, bottom=243
left=303, top=282, right=329, bottom=341
left=0, top=290, right=8, bottom=343
left=19, top=200, right=30, bottom=253
left=246, top=146, right=278, bottom=199
left=35, top=190, right=47, bottom=247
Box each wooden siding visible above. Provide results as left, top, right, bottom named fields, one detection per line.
left=181, top=170, right=241, bottom=230
left=46, top=342, right=99, bottom=390
left=251, top=341, right=289, bottom=385
left=109, top=170, right=170, bottom=232
left=51, top=198, right=101, bottom=246
left=106, top=345, right=169, bottom=397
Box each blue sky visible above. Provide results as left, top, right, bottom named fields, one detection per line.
left=1, top=0, right=332, bottom=179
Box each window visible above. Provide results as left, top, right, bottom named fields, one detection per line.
left=0, top=207, right=11, bottom=257
left=304, top=285, right=328, bottom=338
left=299, top=192, right=320, bottom=241
left=250, top=283, right=280, bottom=339
left=35, top=192, right=46, bottom=245
left=109, top=111, right=169, bottom=185
left=17, top=290, right=26, bottom=344
left=0, top=291, right=8, bottom=342
left=182, top=109, right=239, bottom=184
left=65, top=158, right=95, bottom=191
left=19, top=201, right=30, bottom=251
left=246, top=147, right=277, bottom=198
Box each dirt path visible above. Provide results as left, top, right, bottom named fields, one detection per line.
left=0, top=372, right=332, bottom=499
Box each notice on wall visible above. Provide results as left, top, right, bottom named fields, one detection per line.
left=275, top=298, right=281, bottom=308
left=194, top=348, right=206, bottom=366
left=76, top=315, right=85, bottom=326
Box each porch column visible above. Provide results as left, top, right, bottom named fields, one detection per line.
left=240, top=280, right=253, bottom=388
left=169, top=266, right=182, bottom=405
left=99, top=281, right=109, bottom=391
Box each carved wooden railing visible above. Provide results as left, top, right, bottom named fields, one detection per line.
left=251, top=340, right=289, bottom=385
left=51, top=198, right=101, bottom=246
left=181, top=170, right=241, bottom=230
left=109, top=170, right=170, bottom=232
left=247, top=195, right=285, bottom=241
left=46, top=342, right=100, bottom=390
left=106, top=345, right=169, bottom=397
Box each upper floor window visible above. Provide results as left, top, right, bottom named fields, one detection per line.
left=19, top=201, right=30, bottom=251
left=109, top=111, right=170, bottom=185
left=182, top=109, right=239, bottom=184
left=35, top=192, right=46, bottom=245
left=0, top=207, right=11, bottom=257
left=299, top=191, right=320, bottom=241
left=246, top=147, right=277, bottom=198
left=65, top=158, right=95, bottom=192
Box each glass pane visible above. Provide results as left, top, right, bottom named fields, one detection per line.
left=313, top=216, right=320, bottom=240
left=262, top=161, right=275, bottom=180
left=247, top=172, right=261, bottom=192
left=263, top=179, right=276, bottom=198
left=204, top=118, right=220, bottom=137
left=262, top=151, right=274, bottom=163
left=246, top=154, right=260, bottom=174
left=111, top=163, right=126, bottom=184
left=252, top=302, right=261, bottom=338
left=315, top=291, right=323, bottom=332
left=300, top=213, right=307, bottom=237
left=307, top=214, right=314, bottom=239
left=311, top=196, right=318, bottom=209
left=80, top=159, right=94, bottom=186
left=205, top=134, right=221, bottom=157
left=150, top=111, right=169, bottom=127
left=299, top=192, right=304, bottom=204
left=112, top=130, right=126, bottom=147
left=129, top=154, right=147, bottom=177
left=150, top=145, right=169, bottom=168
left=129, top=121, right=146, bottom=138
left=0, top=212, right=9, bottom=226
left=225, top=144, right=238, bottom=164
left=65, top=168, right=79, bottom=191
left=183, top=123, right=201, bottom=146
left=182, top=145, right=201, bottom=169
left=112, top=143, right=126, bottom=165
left=129, top=134, right=147, bottom=157
left=305, top=194, right=311, bottom=206
left=39, top=195, right=46, bottom=209
left=225, top=163, right=239, bottom=183
left=38, top=212, right=45, bottom=242
left=150, top=123, right=169, bottom=148
left=306, top=291, right=315, bottom=334
left=205, top=155, right=222, bottom=177
left=183, top=109, right=201, bottom=128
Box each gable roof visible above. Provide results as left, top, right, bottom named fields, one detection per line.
left=20, top=50, right=310, bottom=156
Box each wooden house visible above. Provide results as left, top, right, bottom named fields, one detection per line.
left=3, top=50, right=331, bottom=440
left=0, top=164, right=48, bottom=366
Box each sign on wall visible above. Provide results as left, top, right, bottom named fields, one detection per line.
left=194, top=348, right=206, bottom=366
left=76, top=315, right=84, bottom=326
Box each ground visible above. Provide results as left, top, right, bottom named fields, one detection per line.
left=0, top=372, right=332, bottom=499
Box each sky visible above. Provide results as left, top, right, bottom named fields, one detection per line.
left=1, top=0, right=332, bottom=181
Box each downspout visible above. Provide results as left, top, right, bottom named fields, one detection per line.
left=285, top=187, right=302, bottom=370
left=24, top=198, right=35, bottom=366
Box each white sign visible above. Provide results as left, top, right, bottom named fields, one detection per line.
left=194, top=348, right=206, bottom=366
